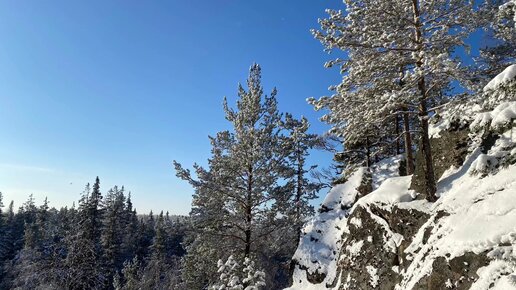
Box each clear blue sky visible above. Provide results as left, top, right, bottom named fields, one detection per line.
left=0, top=0, right=345, bottom=215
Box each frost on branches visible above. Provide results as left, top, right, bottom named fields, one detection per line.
left=310, top=0, right=477, bottom=201
left=211, top=256, right=266, bottom=290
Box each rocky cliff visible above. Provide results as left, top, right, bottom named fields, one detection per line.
left=287, top=101, right=516, bottom=290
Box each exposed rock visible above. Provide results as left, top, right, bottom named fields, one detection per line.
left=410, top=123, right=470, bottom=197
left=288, top=115, right=516, bottom=290
left=412, top=253, right=489, bottom=290
left=336, top=203, right=430, bottom=290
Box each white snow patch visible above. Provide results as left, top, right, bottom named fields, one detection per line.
left=484, top=64, right=516, bottom=92
left=366, top=265, right=379, bottom=288
left=349, top=217, right=362, bottom=228
left=359, top=176, right=414, bottom=206
left=346, top=240, right=364, bottom=258
left=470, top=260, right=516, bottom=290
left=288, top=168, right=367, bottom=290
left=397, top=162, right=516, bottom=289
left=471, top=102, right=516, bottom=132
left=370, top=155, right=404, bottom=189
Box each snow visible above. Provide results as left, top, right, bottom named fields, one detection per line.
left=349, top=217, right=362, bottom=228
left=345, top=240, right=364, bottom=258
left=287, top=156, right=403, bottom=290
left=358, top=176, right=414, bottom=206
left=397, top=158, right=516, bottom=289
left=470, top=260, right=516, bottom=290
left=366, top=265, right=379, bottom=288
left=429, top=103, right=482, bottom=138
left=321, top=167, right=368, bottom=210
left=369, top=156, right=403, bottom=189
left=288, top=167, right=367, bottom=290
left=471, top=102, right=516, bottom=132
left=288, top=96, right=516, bottom=289
left=484, top=64, right=516, bottom=92
left=290, top=154, right=516, bottom=290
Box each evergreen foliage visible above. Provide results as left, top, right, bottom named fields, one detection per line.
left=0, top=178, right=188, bottom=290
left=174, top=64, right=321, bottom=289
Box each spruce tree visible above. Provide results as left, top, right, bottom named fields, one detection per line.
left=101, top=185, right=126, bottom=286
left=64, top=178, right=105, bottom=289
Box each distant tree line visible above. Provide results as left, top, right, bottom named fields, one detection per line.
left=0, top=182, right=188, bottom=290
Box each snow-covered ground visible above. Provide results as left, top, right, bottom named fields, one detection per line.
left=287, top=156, right=404, bottom=290
left=288, top=99, right=516, bottom=289
left=288, top=167, right=367, bottom=290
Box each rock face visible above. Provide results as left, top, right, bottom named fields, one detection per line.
left=287, top=104, right=516, bottom=290
left=410, top=122, right=470, bottom=196
left=337, top=204, right=429, bottom=290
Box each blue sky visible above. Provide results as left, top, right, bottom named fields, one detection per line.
left=0, top=0, right=344, bottom=215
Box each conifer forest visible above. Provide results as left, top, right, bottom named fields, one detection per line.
left=1, top=0, right=516, bottom=289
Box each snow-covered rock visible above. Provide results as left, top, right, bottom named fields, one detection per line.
left=287, top=100, right=516, bottom=289
left=288, top=167, right=369, bottom=290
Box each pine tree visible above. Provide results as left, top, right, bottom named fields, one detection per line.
left=175, top=64, right=290, bottom=288
left=118, top=256, right=141, bottom=290
left=241, top=257, right=266, bottom=290
left=211, top=255, right=266, bottom=290
left=475, top=0, right=516, bottom=85
left=121, top=193, right=139, bottom=262
left=311, top=0, right=477, bottom=200
left=211, top=255, right=244, bottom=290
left=279, top=114, right=321, bottom=245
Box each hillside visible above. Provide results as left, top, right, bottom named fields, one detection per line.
left=288, top=79, right=516, bottom=289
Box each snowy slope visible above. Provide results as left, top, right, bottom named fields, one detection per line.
left=288, top=156, right=404, bottom=290
left=288, top=100, right=516, bottom=289
left=399, top=153, right=516, bottom=289
left=288, top=167, right=367, bottom=290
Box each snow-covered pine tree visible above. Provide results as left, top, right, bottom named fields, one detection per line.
left=7, top=197, right=56, bottom=289
left=475, top=0, right=516, bottom=85
left=135, top=211, right=182, bottom=289
left=174, top=64, right=289, bottom=288
left=476, top=0, right=516, bottom=110
left=279, top=113, right=321, bottom=245
left=311, top=0, right=477, bottom=200
left=121, top=192, right=139, bottom=262
left=117, top=256, right=141, bottom=290
left=211, top=255, right=244, bottom=290
left=241, top=257, right=266, bottom=290
left=138, top=211, right=167, bottom=289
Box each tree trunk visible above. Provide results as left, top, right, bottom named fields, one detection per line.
left=419, top=101, right=437, bottom=201
left=411, top=0, right=437, bottom=201
left=245, top=167, right=253, bottom=257
left=395, top=114, right=401, bottom=155
left=365, top=136, right=371, bottom=168
left=402, top=109, right=414, bottom=175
